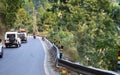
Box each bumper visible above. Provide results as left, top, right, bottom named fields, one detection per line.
left=21, top=38, right=27, bottom=41
left=5, top=42, right=18, bottom=45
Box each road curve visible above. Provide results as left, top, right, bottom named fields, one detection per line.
left=0, top=37, right=46, bottom=75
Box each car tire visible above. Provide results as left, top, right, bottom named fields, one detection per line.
left=0, top=49, right=3, bottom=58
left=5, top=45, right=8, bottom=48
left=25, top=40, right=27, bottom=43
left=16, top=44, right=19, bottom=48
left=0, top=55, right=3, bottom=58
left=19, top=44, right=21, bottom=47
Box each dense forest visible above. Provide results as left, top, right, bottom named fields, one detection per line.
left=42, top=0, right=120, bottom=71
left=0, top=0, right=120, bottom=71
left=0, top=0, right=24, bottom=37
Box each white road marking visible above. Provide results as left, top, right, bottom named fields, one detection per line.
left=38, top=37, right=50, bottom=75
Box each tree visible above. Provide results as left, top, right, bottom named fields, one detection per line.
left=14, top=8, right=31, bottom=30
left=3, top=0, right=24, bottom=29
left=45, top=0, right=119, bottom=70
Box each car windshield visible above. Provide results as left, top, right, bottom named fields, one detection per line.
left=7, top=34, right=15, bottom=38
left=18, top=34, right=25, bottom=38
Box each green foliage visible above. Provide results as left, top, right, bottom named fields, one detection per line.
left=110, top=5, right=120, bottom=25
left=6, top=13, right=16, bottom=27
left=0, top=0, right=25, bottom=29
left=42, top=0, right=120, bottom=71
left=14, top=8, right=32, bottom=31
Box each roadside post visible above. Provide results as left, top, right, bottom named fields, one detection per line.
left=118, top=51, right=120, bottom=70
left=57, top=41, right=61, bottom=49
left=60, top=45, right=64, bottom=59
left=42, top=36, right=45, bottom=41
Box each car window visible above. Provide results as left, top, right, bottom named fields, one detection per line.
left=18, top=34, right=25, bottom=38
left=7, top=34, right=15, bottom=38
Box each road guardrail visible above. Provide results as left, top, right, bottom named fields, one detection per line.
left=43, top=37, right=119, bottom=75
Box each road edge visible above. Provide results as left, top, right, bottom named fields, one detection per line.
left=38, top=37, right=50, bottom=75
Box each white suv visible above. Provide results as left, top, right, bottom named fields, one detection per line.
left=18, top=32, right=27, bottom=42
left=0, top=39, right=3, bottom=58
left=4, top=32, right=21, bottom=48
left=0, top=45, right=3, bottom=58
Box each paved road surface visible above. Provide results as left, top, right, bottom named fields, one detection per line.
left=0, top=37, right=46, bottom=75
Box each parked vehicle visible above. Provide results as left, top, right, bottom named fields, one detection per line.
left=4, top=32, right=21, bottom=48
left=0, top=45, right=3, bottom=58
left=0, top=39, right=3, bottom=58
left=18, top=29, right=27, bottom=42
left=18, top=33, right=27, bottom=42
